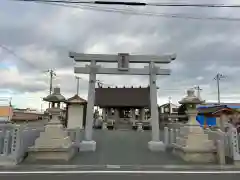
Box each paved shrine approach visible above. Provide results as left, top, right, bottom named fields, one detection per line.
left=69, top=52, right=176, bottom=152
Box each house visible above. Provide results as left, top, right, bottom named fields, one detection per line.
left=198, top=102, right=240, bottom=110
left=158, top=103, right=179, bottom=122
left=197, top=103, right=240, bottom=128
left=0, top=105, right=13, bottom=122
left=11, top=109, right=49, bottom=126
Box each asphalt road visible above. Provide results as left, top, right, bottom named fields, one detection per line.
left=0, top=172, right=239, bottom=180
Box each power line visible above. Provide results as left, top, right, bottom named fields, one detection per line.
left=0, top=44, right=39, bottom=70
left=13, top=0, right=240, bottom=8
left=19, top=1, right=240, bottom=22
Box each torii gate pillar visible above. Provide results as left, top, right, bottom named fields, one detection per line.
left=70, top=52, right=176, bottom=152
left=148, top=61, right=164, bottom=151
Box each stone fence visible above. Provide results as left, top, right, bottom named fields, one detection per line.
left=67, top=128, right=84, bottom=148
left=163, top=123, right=240, bottom=165
left=0, top=123, right=84, bottom=165
left=0, top=123, right=43, bottom=165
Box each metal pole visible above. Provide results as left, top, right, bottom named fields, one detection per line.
left=75, top=76, right=81, bottom=95
left=214, top=73, right=224, bottom=104
left=217, top=74, right=220, bottom=104
left=49, top=69, right=55, bottom=95
left=46, top=69, right=56, bottom=108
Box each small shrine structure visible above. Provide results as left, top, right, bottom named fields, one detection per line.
left=65, top=94, right=87, bottom=129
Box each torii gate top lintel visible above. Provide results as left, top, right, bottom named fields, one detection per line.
left=69, top=52, right=176, bottom=64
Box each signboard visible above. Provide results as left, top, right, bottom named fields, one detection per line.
left=118, top=53, right=129, bottom=71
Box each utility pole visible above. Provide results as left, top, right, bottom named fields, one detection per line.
left=45, top=69, right=56, bottom=108
left=194, top=85, right=202, bottom=99
left=214, top=73, right=225, bottom=104
left=45, top=69, right=56, bottom=95
left=75, top=76, right=82, bottom=95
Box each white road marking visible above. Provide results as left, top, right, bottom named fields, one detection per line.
left=2, top=164, right=237, bottom=169
left=106, top=165, right=121, bottom=168
left=0, top=170, right=240, bottom=174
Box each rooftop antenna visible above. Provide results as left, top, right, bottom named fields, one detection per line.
left=194, top=85, right=202, bottom=99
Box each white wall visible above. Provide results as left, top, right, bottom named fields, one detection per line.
left=67, top=104, right=84, bottom=129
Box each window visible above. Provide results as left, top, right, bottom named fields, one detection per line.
left=172, top=108, right=178, bottom=113
left=165, top=108, right=169, bottom=113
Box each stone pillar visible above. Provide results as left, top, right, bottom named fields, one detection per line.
left=108, top=108, right=113, bottom=119
left=203, top=116, right=207, bottom=128
left=81, top=60, right=97, bottom=151
left=132, top=109, right=136, bottom=120
left=219, top=114, right=227, bottom=131
left=216, top=117, right=221, bottom=128
left=115, top=108, right=120, bottom=122
left=102, top=108, right=107, bottom=122
left=48, top=107, right=61, bottom=124
left=140, top=108, right=145, bottom=121
left=148, top=61, right=165, bottom=151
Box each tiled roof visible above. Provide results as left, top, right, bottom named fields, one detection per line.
left=11, top=111, right=43, bottom=121
left=95, top=87, right=150, bottom=108
left=198, top=105, right=236, bottom=115
left=159, top=103, right=178, bottom=108
left=66, top=94, right=87, bottom=104
left=43, top=87, right=66, bottom=102
left=201, top=102, right=240, bottom=106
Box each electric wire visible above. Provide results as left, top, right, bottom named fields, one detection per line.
left=18, top=1, right=240, bottom=22
left=12, top=0, right=240, bottom=8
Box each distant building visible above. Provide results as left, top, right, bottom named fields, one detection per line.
left=198, top=102, right=240, bottom=109
left=11, top=111, right=45, bottom=122
left=0, top=105, right=13, bottom=122
left=158, top=103, right=179, bottom=122
left=177, top=103, right=240, bottom=127
left=197, top=105, right=237, bottom=128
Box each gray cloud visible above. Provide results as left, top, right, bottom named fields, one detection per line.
left=1, top=0, right=240, bottom=104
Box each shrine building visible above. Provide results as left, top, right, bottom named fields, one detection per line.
left=95, top=86, right=151, bottom=129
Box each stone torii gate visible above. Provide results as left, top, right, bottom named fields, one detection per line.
left=69, top=52, right=176, bottom=152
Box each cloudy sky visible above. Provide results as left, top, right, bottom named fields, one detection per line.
left=1, top=0, right=240, bottom=110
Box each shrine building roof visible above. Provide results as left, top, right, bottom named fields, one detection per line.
left=95, top=86, right=150, bottom=108
left=66, top=94, right=87, bottom=105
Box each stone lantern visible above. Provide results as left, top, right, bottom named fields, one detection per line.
left=172, top=88, right=216, bottom=163
left=43, top=87, right=66, bottom=125
left=27, top=87, right=76, bottom=162
left=178, top=88, right=205, bottom=127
